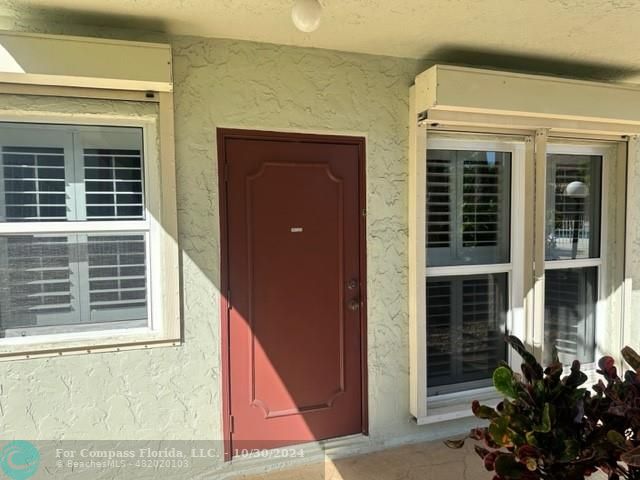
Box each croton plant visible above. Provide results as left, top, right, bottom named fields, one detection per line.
left=446, top=336, right=640, bottom=480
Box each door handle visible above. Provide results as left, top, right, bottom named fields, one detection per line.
left=348, top=299, right=360, bottom=311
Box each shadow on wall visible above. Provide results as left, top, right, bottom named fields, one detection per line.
left=422, top=45, right=640, bottom=82
left=3, top=3, right=172, bottom=40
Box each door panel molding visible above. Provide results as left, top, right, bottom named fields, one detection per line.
left=247, top=162, right=346, bottom=419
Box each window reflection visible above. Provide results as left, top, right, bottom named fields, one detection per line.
left=545, top=154, right=601, bottom=261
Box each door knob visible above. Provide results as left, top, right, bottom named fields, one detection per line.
left=348, top=299, right=360, bottom=311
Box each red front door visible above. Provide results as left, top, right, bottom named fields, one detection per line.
left=219, top=129, right=366, bottom=455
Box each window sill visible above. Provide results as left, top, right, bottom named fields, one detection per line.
left=415, top=387, right=502, bottom=425
left=0, top=327, right=181, bottom=360
left=415, top=367, right=602, bottom=426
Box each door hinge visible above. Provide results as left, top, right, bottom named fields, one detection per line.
left=362, top=209, right=367, bottom=217
left=224, top=163, right=229, bottom=182
left=229, top=415, right=235, bottom=433
left=226, top=290, right=232, bottom=310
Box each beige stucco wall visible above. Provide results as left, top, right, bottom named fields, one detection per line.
left=0, top=35, right=487, bottom=478
left=171, top=35, right=430, bottom=443
left=1, top=26, right=637, bottom=480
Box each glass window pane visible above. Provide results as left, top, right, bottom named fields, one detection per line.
left=0, top=123, right=145, bottom=222
left=1, top=146, right=67, bottom=221
left=83, top=148, right=144, bottom=220
left=0, top=235, right=77, bottom=331
left=0, top=233, right=148, bottom=337
left=87, top=234, right=148, bottom=323
left=544, top=267, right=597, bottom=365
left=427, top=149, right=511, bottom=267
left=427, top=273, right=508, bottom=395
left=546, top=154, right=602, bottom=260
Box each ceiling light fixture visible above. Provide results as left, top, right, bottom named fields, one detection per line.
left=565, top=181, right=589, bottom=198
left=292, top=0, right=322, bottom=33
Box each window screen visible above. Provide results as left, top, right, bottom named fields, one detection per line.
left=87, top=234, right=147, bottom=323
left=0, top=123, right=148, bottom=338
left=0, top=235, right=77, bottom=331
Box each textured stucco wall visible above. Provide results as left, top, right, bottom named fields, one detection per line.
left=0, top=36, right=485, bottom=478
left=0, top=95, right=212, bottom=442
left=169, top=35, right=481, bottom=460
left=171, top=36, right=421, bottom=441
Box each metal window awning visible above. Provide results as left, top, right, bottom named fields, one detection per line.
left=415, top=65, right=640, bottom=136
left=0, top=31, right=172, bottom=92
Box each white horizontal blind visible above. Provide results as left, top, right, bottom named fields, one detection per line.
left=461, top=276, right=505, bottom=376
left=1, top=146, right=67, bottom=221
left=0, top=127, right=76, bottom=334
left=425, top=279, right=453, bottom=385
left=1, top=235, right=79, bottom=332
left=426, top=156, right=452, bottom=250
left=84, top=148, right=144, bottom=220
left=426, top=149, right=510, bottom=266
left=461, top=153, right=506, bottom=249
left=427, top=273, right=507, bottom=394
left=425, top=137, right=518, bottom=398
left=0, top=123, right=149, bottom=337
left=87, top=234, right=147, bottom=323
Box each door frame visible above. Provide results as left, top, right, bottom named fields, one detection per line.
left=216, top=128, right=368, bottom=461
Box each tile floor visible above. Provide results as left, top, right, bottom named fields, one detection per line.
left=238, top=439, right=491, bottom=480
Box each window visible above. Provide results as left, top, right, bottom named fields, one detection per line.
left=0, top=120, right=178, bottom=354
left=416, top=133, right=616, bottom=414
left=544, top=267, right=597, bottom=364
left=409, top=66, right=630, bottom=425
left=545, top=154, right=601, bottom=261
left=425, top=137, right=523, bottom=396
left=426, top=273, right=508, bottom=392
left=426, top=149, right=511, bottom=266
left=543, top=146, right=604, bottom=365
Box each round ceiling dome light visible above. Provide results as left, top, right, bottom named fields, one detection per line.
left=565, top=181, right=589, bottom=198
left=292, top=0, right=322, bottom=33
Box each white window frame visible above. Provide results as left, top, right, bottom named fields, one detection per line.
left=538, top=141, right=616, bottom=368
left=410, top=68, right=634, bottom=426
left=410, top=130, right=624, bottom=425
left=0, top=89, right=180, bottom=360
left=411, top=131, right=622, bottom=424
left=417, top=133, right=526, bottom=420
